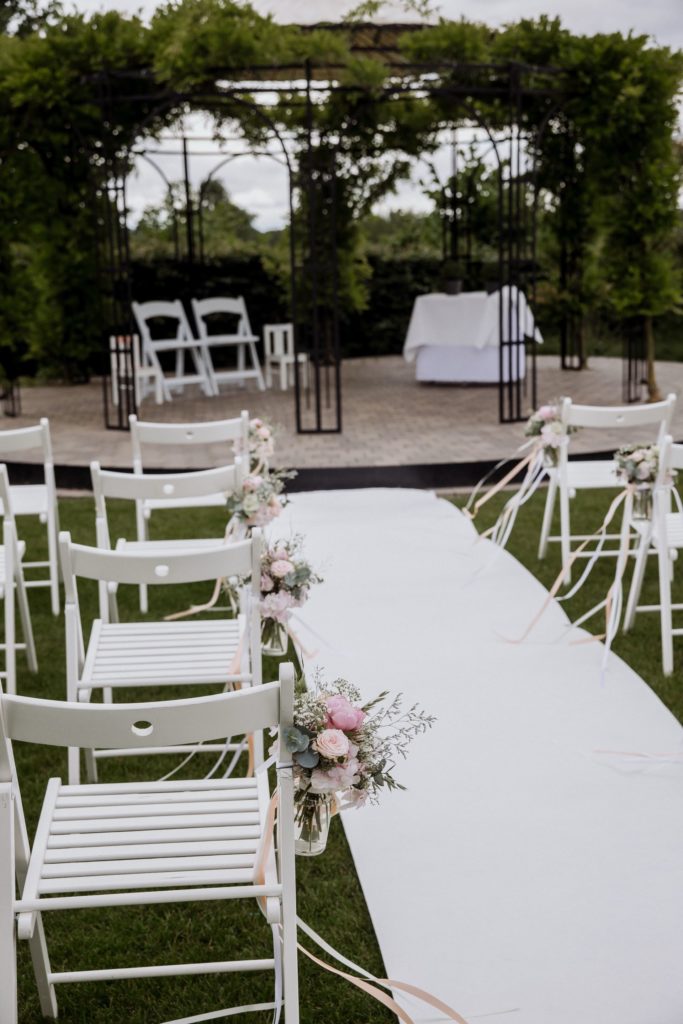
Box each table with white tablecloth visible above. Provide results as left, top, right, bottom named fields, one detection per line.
left=403, top=287, right=543, bottom=383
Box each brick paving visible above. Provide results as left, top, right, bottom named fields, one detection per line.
left=9, top=355, right=683, bottom=471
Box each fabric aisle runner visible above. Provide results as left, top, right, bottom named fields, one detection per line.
left=272, top=488, right=683, bottom=1024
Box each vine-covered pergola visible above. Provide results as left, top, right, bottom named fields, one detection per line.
left=0, top=2, right=680, bottom=428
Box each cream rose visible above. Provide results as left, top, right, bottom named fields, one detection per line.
left=314, top=728, right=349, bottom=760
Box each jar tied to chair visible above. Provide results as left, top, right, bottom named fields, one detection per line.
left=632, top=485, right=653, bottom=521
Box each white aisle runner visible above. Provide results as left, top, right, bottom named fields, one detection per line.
left=275, top=488, right=683, bottom=1024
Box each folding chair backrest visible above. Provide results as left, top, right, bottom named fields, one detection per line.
left=0, top=678, right=289, bottom=761
left=60, top=530, right=261, bottom=592
left=0, top=664, right=293, bottom=776
left=132, top=300, right=194, bottom=351
left=263, top=324, right=294, bottom=359
left=130, top=413, right=249, bottom=472
left=92, top=461, right=244, bottom=510
left=562, top=393, right=676, bottom=434
left=192, top=297, right=254, bottom=339
left=658, top=435, right=683, bottom=479
left=0, top=419, right=52, bottom=463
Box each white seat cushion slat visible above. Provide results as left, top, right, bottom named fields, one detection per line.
left=53, top=799, right=258, bottom=821
left=38, top=867, right=258, bottom=893
left=48, top=825, right=261, bottom=848
left=45, top=839, right=259, bottom=862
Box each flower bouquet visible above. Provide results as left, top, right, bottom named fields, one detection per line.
left=259, top=536, right=323, bottom=656
left=281, top=676, right=435, bottom=856
left=234, top=416, right=275, bottom=469
left=615, top=443, right=671, bottom=520
left=226, top=467, right=295, bottom=529
left=524, top=403, right=573, bottom=467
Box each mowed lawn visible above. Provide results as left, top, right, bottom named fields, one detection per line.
left=12, top=485, right=681, bottom=1022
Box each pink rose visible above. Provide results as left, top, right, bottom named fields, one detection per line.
left=260, top=573, right=274, bottom=593
left=538, top=404, right=557, bottom=422
left=251, top=418, right=263, bottom=428
left=257, top=426, right=271, bottom=440
left=326, top=695, right=366, bottom=732
left=243, top=475, right=262, bottom=492
left=271, top=559, right=295, bottom=578
left=314, top=728, right=349, bottom=760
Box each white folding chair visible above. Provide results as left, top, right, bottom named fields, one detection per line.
left=0, top=665, right=299, bottom=1024
left=110, top=334, right=163, bottom=408
left=537, top=394, right=676, bottom=579
left=91, top=460, right=246, bottom=614
left=58, top=531, right=263, bottom=784
left=0, top=466, right=37, bottom=694
left=263, top=324, right=309, bottom=391
left=623, top=435, right=683, bottom=673
left=132, top=300, right=215, bottom=400
left=0, top=420, right=60, bottom=615
left=192, top=297, right=266, bottom=392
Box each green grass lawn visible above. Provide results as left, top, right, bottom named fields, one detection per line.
left=12, top=486, right=680, bottom=1023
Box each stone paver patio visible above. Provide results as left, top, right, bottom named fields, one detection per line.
left=8, top=354, right=683, bottom=472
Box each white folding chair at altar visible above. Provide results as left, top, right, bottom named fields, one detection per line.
left=623, top=435, right=683, bottom=674
left=192, top=296, right=266, bottom=392
left=263, top=324, right=309, bottom=392
left=537, top=394, right=676, bottom=580
left=0, top=419, right=60, bottom=615
left=132, top=299, right=215, bottom=400
left=0, top=466, right=37, bottom=694
left=0, top=665, right=299, bottom=1024
left=91, top=460, right=245, bottom=614
left=58, top=531, right=263, bottom=784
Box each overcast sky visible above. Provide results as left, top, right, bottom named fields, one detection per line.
left=67, top=0, right=683, bottom=229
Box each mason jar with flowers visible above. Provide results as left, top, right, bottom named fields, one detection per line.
left=614, top=444, right=671, bottom=521
left=281, top=676, right=434, bottom=856
left=259, top=537, right=322, bottom=656
left=524, top=403, right=575, bottom=468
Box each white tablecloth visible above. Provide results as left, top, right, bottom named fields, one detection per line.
left=403, top=287, right=542, bottom=383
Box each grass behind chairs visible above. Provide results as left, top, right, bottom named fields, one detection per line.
left=13, top=499, right=393, bottom=1024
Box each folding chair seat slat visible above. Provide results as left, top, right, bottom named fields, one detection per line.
left=43, top=852, right=259, bottom=878
left=47, top=825, right=262, bottom=848
left=39, top=867, right=257, bottom=894
left=50, top=811, right=261, bottom=834
left=45, top=839, right=259, bottom=863
left=53, top=799, right=259, bottom=821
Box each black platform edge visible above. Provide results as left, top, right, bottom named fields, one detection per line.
left=5, top=448, right=626, bottom=493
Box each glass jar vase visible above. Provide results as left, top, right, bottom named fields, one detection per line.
left=261, top=620, right=288, bottom=657
left=632, top=485, right=653, bottom=521
left=294, top=794, right=334, bottom=857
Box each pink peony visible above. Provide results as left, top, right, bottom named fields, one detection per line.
left=309, top=758, right=361, bottom=793
left=271, top=559, right=295, bottom=578
left=260, top=590, right=295, bottom=623
left=260, top=573, right=275, bottom=593
left=314, top=728, right=350, bottom=760
left=257, top=426, right=271, bottom=440
left=538, top=404, right=557, bottom=421
left=243, top=475, right=263, bottom=493
left=272, top=546, right=289, bottom=561
left=326, top=695, right=366, bottom=732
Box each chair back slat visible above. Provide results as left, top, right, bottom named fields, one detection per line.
left=1, top=681, right=282, bottom=751
left=0, top=419, right=51, bottom=459
left=60, top=532, right=259, bottom=586
left=192, top=297, right=254, bottom=339
left=564, top=394, right=676, bottom=431
left=91, top=462, right=243, bottom=505
left=130, top=413, right=248, bottom=449
left=263, top=324, right=294, bottom=359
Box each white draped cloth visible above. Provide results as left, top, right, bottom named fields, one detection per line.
left=403, top=287, right=543, bottom=362
left=274, top=488, right=683, bottom=1024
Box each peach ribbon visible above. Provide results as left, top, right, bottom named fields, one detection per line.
left=254, top=790, right=470, bottom=1024
left=510, top=487, right=631, bottom=646
left=465, top=442, right=541, bottom=522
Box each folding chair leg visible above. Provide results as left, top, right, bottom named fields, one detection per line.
left=624, top=532, right=651, bottom=631
left=135, top=501, right=149, bottom=615
left=265, top=360, right=272, bottom=388
left=16, top=574, right=37, bottom=674
left=0, top=784, right=18, bottom=1024
left=537, top=476, right=557, bottom=559
left=659, top=545, right=675, bottom=675
left=46, top=514, right=59, bottom=616
left=84, top=748, right=98, bottom=784
left=249, top=341, right=266, bottom=391
left=280, top=361, right=288, bottom=392
left=559, top=481, right=572, bottom=584
left=27, top=915, right=58, bottom=1018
